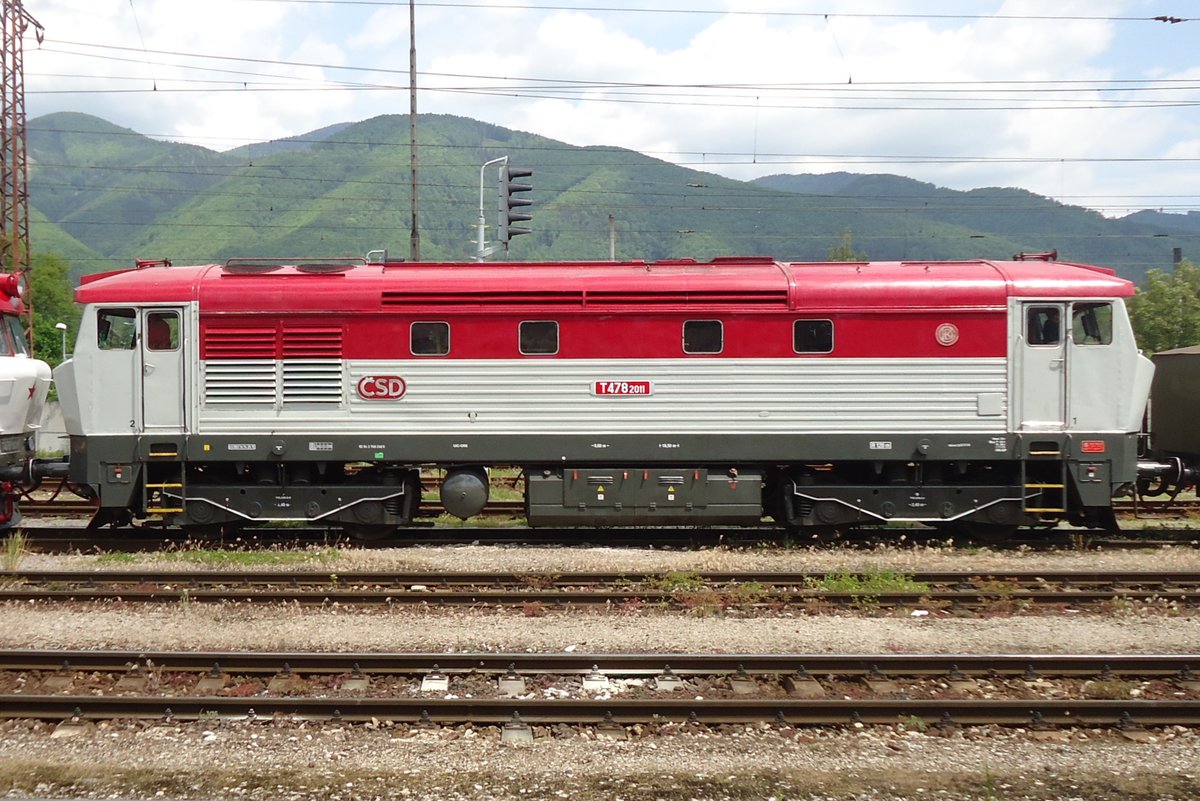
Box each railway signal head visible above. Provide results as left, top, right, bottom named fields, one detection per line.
left=498, top=166, right=533, bottom=244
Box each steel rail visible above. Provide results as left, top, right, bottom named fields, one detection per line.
left=3, top=649, right=1198, bottom=676
left=0, top=569, right=1197, bottom=606
left=4, top=694, right=1199, bottom=727
left=5, top=568, right=1200, bottom=587
left=13, top=522, right=1200, bottom=555
left=0, top=588, right=1193, bottom=606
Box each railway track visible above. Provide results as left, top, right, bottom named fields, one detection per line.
left=1, top=568, right=1197, bottom=609
left=2, top=649, right=1198, bottom=730
left=11, top=521, right=1200, bottom=554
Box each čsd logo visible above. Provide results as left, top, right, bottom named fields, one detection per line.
left=356, top=375, right=407, bottom=400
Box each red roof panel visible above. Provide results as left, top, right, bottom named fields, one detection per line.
left=73, top=257, right=1135, bottom=313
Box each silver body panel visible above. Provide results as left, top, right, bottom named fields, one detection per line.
left=196, top=357, right=1011, bottom=436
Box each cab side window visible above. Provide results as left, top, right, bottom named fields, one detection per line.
left=1026, top=306, right=1061, bottom=346
left=4, top=316, right=27, bottom=355
left=98, top=308, right=137, bottom=350
left=1071, top=302, right=1112, bottom=345
left=0, top=317, right=13, bottom=356
left=146, top=311, right=179, bottom=351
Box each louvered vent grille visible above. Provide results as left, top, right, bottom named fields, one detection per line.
left=282, top=327, right=343, bottom=358
left=203, top=360, right=277, bottom=405
left=202, top=328, right=276, bottom=359
left=379, top=289, right=788, bottom=309
left=381, top=290, right=582, bottom=308
left=282, top=361, right=343, bottom=404
left=202, top=327, right=344, bottom=407
left=586, top=290, right=789, bottom=307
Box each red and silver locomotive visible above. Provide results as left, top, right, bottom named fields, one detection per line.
left=0, top=272, right=53, bottom=527
left=53, top=255, right=1153, bottom=539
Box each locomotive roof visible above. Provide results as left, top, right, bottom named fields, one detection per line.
left=74, top=257, right=1135, bottom=312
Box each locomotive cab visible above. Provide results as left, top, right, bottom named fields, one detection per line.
left=1002, top=296, right=1153, bottom=534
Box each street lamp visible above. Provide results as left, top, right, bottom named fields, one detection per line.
left=54, top=322, right=67, bottom=362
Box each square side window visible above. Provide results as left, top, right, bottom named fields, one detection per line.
left=411, top=321, right=450, bottom=355
left=520, top=320, right=558, bottom=355
left=683, top=320, right=722, bottom=354
left=794, top=319, right=833, bottom=353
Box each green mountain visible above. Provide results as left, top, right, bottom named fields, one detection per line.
left=27, top=112, right=1194, bottom=285
left=752, top=172, right=1190, bottom=282
left=29, top=205, right=100, bottom=267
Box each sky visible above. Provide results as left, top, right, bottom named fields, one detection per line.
left=17, top=0, right=1200, bottom=218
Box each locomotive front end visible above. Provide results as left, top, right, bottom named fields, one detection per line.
left=0, top=272, right=53, bottom=527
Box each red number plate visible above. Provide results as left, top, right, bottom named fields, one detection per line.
left=593, top=380, right=652, bottom=396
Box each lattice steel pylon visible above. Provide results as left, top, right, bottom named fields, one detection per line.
left=1, top=0, right=43, bottom=276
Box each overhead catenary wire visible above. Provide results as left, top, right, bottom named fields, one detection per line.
left=221, top=1, right=1193, bottom=25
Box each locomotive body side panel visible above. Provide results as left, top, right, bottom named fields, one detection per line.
left=194, top=356, right=1009, bottom=440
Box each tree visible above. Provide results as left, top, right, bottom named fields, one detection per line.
left=27, top=253, right=79, bottom=366
left=1126, top=259, right=1200, bottom=354
left=827, top=229, right=867, bottom=262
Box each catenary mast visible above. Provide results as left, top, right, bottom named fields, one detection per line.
left=1, top=0, right=42, bottom=278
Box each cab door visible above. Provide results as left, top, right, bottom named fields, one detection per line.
left=1018, top=303, right=1067, bottom=431
left=139, top=308, right=185, bottom=431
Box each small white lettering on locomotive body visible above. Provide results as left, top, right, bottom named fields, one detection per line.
left=869, top=441, right=893, bottom=450
left=228, top=443, right=256, bottom=452
left=309, top=441, right=334, bottom=452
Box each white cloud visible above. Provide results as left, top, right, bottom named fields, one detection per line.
left=20, top=0, right=1200, bottom=216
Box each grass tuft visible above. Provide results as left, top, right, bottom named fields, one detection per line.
left=2, top=530, right=28, bottom=571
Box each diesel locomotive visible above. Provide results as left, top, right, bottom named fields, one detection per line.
left=0, top=272, right=54, bottom=527
left=52, top=254, right=1155, bottom=540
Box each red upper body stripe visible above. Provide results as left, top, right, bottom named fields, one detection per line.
left=75, top=257, right=1127, bottom=360
left=197, top=313, right=1006, bottom=359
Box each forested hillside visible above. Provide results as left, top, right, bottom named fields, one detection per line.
left=27, top=112, right=1195, bottom=286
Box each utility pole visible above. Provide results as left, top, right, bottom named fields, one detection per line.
left=408, top=0, right=420, bottom=261
left=1, top=0, right=42, bottom=276
left=1, top=0, right=43, bottom=355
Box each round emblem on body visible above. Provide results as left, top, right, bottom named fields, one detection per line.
left=935, top=323, right=959, bottom=347
left=356, top=375, right=407, bottom=400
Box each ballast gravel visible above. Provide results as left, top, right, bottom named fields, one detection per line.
left=2, top=540, right=1200, bottom=800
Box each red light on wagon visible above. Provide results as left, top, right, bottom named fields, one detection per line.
left=1080, top=441, right=1105, bottom=454
left=0, top=272, right=27, bottom=306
